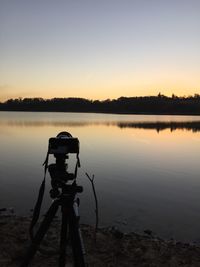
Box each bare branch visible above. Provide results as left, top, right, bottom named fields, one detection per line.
left=85, top=173, right=99, bottom=234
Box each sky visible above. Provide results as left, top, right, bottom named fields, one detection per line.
left=0, top=0, right=200, bottom=101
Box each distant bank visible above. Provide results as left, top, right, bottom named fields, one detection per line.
left=1, top=95, right=200, bottom=115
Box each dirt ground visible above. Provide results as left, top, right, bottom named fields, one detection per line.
left=1, top=215, right=200, bottom=266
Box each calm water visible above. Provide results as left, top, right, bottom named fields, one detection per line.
left=1, top=111, right=200, bottom=242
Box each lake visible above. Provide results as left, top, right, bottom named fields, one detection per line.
left=1, top=111, right=200, bottom=242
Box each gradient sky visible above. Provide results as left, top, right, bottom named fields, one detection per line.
left=0, top=0, right=200, bottom=101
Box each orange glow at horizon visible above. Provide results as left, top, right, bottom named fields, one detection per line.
left=1, top=67, right=200, bottom=102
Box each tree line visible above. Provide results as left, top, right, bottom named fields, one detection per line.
left=0, top=94, right=200, bottom=114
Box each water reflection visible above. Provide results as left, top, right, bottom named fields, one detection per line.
left=117, top=121, right=200, bottom=132
left=1, top=117, right=200, bottom=132
left=1, top=112, right=200, bottom=241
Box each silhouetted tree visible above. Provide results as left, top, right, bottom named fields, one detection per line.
left=0, top=94, right=200, bottom=115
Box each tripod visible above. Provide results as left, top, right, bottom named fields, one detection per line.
left=21, top=159, right=87, bottom=267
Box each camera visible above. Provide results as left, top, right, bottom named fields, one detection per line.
left=48, top=132, right=79, bottom=156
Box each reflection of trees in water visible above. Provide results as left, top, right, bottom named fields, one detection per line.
left=1, top=120, right=200, bottom=132
left=0, top=120, right=115, bottom=127
left=117, top=121, right=200, bottom=132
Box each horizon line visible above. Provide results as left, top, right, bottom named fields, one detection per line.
left=1, top=92, right=200, bottom=103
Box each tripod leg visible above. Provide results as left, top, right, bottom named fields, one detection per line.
left=59, top=205, right=69, bottom=267
left=69, top=204, right=86, bottom=267
left=21, top=200, right=59, bottom=267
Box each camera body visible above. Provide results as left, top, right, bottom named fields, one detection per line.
left=48, top=132, right=79, bottom=156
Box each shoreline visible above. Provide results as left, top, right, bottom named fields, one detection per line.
left=1, top=215, right=200, bottom=266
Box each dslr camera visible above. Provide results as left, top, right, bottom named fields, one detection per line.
left=48, top=132, right=79, bottom=156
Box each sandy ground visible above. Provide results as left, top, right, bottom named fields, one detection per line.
left=1, top=215, right=200, bottom=266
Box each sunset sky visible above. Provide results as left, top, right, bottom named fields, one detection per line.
left=0, top=0, right=200, bottom=101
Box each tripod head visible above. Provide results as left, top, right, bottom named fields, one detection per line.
left=46, top=132, right=82, bottom=199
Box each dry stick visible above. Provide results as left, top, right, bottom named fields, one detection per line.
left=85, top=173, right=99, bottom=235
